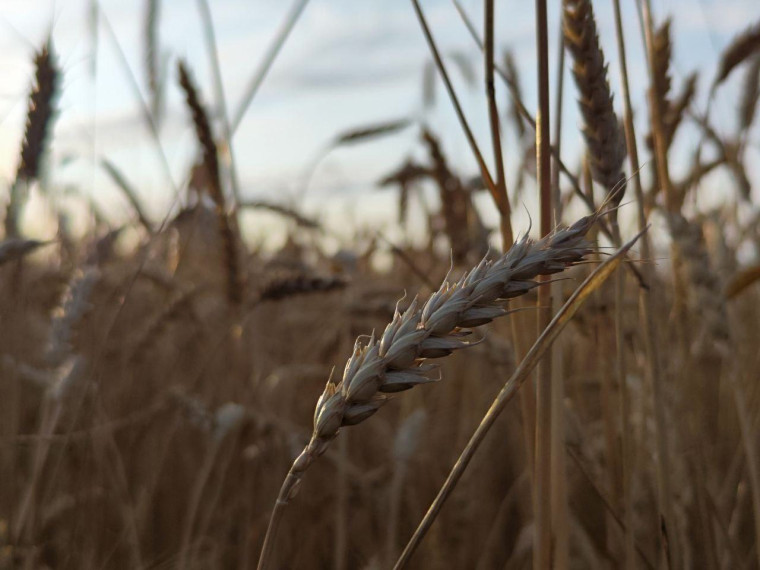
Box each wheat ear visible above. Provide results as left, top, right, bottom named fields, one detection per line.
left=563, top=0, right=626, bottom=210
left=177, top=60, right=244, bottom=304
left=562, top=0, right=625, bottom=192
left=257, top=213, right=598, bottom=569
left=257, top=274, right=347, bottom=303
left=5, top=41, right=60, bottom=238
left=739, top=54, right=760, bottom=132
left=17, top=42, right=59, bottom=183
left=714, top=20, right=760, bottom=87
left=665, top=72, right=697, bottom=149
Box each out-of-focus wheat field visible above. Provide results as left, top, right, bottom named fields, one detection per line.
left=1, top=1, right=760, bottom=569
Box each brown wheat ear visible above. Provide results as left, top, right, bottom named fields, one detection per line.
left=651, top=19, right=673, bottom=113
left=177, top=60, right=244, bottom=305
left=714, top=19, right=760, bottom=87
left=5, top=40, right=60, bottom=239
left=257, top=274, right=347, bottom=303
left=665, top=72, right=697, bottom=149
left=563, top=0, right=626, bottom=211
left=17, top=41, right=60, bottom=183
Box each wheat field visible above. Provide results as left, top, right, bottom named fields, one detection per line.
left=1, top=1, right=759, bottom=569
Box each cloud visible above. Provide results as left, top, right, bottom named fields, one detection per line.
left=675, top=0, right=758, bottom=35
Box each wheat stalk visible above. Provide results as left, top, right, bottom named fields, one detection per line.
left=502, top=50, right=527, bottom=140
left=257, top=213, right=598, bottom=569
left=484, top=0, right=513, bottom=248
left=533, top=1, right=555, bottom=567
left=639, top=2, right=684, bottom=565
left=144, top=0, right=162, bottom=121
left=386, top=409, right=426, bottom=566
left=100, top=158, right=153, bottom=232
left=609, top=5, right=650, bottom=566
left=408, top=0, right=510, bottom=238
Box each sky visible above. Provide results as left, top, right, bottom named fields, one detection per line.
left=0, top=0, right=758, bottom=250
